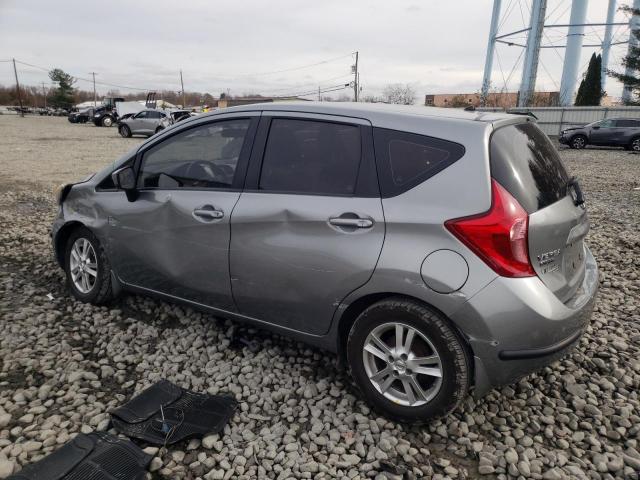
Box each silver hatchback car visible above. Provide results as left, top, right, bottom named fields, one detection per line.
left=52, top=103, right=598, bottom=422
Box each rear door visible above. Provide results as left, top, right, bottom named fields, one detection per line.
left=491, top=122, right=588, bottom=303
left=229, top=114, right=384, bottom=335
left=108, top=114, right=258, bottom=310
left=614, top=118, right=640, bottom=145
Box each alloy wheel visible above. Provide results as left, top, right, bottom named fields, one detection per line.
left=69, top=238, right=98, bottom=294
left=632, top=139, right=640, bottom=151
left=362, top=322, right=443, bottom=407
left=572, top=137, right=585, bottom=149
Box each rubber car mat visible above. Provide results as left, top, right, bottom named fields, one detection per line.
left=111, top=379, right=237, bottom=445
left=8, top=432, right=151, bottom=480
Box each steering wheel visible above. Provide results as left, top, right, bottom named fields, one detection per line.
left=184, top=161, right=229, bottom=187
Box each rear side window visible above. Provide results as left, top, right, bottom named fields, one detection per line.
left=615, top=119, right=640, bottom=127
left=373, top=128, right=465, bottom=197
left=490, top=122, right=570, bottom=213
left=259, top=119, right=361, bottom=195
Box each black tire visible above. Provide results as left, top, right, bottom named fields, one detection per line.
left=570, top=135, right=587, bottom=149
left=347, top=298, right=470, bottom=423
left=119, top=125, right=132, bottom=138
left=629, top=136, right=640, bottom=152
left=64, top=227, right=114, bottom=305
left=102, top=115, right=114, bottom=127
left=154, top=126, right=164, bottom=135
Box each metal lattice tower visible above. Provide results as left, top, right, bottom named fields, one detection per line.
left=481, top=0, right=631, bottom=107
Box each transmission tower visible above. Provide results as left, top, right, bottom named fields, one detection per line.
left=481, top=0, right=630, bottom=107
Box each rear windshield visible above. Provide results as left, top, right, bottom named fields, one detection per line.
left=490, top=122, right=570, bottom=213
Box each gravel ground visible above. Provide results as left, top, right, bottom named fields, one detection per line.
left=0, top=114, right=639, bottom=480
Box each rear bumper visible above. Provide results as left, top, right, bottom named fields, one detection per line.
left=451, top=245, right=598, bottom=397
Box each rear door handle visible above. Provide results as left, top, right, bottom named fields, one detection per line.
left=329, top=217, right=373, bottom=228
left=193, top=207, right=224, bottom=220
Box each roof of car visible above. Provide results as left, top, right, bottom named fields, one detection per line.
left=197, top=101, right=516, bottom=125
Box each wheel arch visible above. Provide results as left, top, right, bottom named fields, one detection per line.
left=54, top=221, right=86, bottom=267
left=336, top=292, right=475, bottom=375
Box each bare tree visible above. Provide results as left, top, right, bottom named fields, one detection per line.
left=382, top=83, right=416, bottom=105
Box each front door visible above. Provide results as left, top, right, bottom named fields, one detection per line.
left=108, top=115, right=258, bottom=310
left=230, top=115, right=384, bottom=335
left=589, top=118, right=617, bottom=145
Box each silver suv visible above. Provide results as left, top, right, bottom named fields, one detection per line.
left=118, top=109, right=171, bottom=137
left=52, top=103, right=598, bottom=422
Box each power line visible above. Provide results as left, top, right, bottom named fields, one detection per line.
left=14, top=59, right=150, bottom=91
left=224, top=52, right=356, bottom=78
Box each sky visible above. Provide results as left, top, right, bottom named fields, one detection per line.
left=0, top=0, right=634, bottom=101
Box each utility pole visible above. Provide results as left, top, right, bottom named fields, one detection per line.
left=90, top=72, right=97, bottom=107
left=318, top=86, right=321, bottom=101
left=12, top=58, right=24, bottom=117
left=180, top=70, right=186, bottom=108
left=353, top=51, right=359, bottom=102
left=41, top=82, right=47, bottom=109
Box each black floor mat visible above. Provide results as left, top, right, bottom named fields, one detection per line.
left=111, top=379, right=237, bottom=445
left=8, top=432, right=151, bottom=480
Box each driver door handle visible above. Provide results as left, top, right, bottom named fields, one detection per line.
left=193, top=208, right=224, bottom=220
left=329, top=217, right=373, bottom=228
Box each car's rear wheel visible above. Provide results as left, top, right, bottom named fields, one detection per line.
left=64, top=227, right=113, bottom=305
left=629, top=137, right=640, bottom=152
left=119, top=125, right=132, bottom=138
left=570, top=135, right=587, bottom=149
left=346, top=298, right=470, bottom=423
left=102, top=115, right=114, bottom=127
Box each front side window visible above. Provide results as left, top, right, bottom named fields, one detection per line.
left=138, top=119, right=250, bottom=189
left=259, top=119, right=362, bottom=195
left=597, top=119, right=615, bottom=128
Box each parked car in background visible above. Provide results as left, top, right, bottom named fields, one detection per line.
left=68, top=108, right=94, bottom=123
left=51, top=103, right=597, bottom=422
left=559, top=118, right=640, bottom=150
left=117, top=109, right=170, bottom=137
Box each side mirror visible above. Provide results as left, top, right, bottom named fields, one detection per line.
left=112, top=166, right=136, bottom=190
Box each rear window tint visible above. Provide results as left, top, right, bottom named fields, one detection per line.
left=259, top=119, right=362, bottom=195
left=490, top=122, right=570, bottom=213
left=374, top=128, right=465, bottom=197
left=615, top=119, right=640, bottom=127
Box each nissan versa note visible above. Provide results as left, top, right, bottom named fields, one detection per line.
left=52, top=102, right=598, bottom=422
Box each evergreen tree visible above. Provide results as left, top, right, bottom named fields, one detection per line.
left=609, top=5, right=640, bottom=104
left=48, top=68, right=75, bottom=108
left=575, top=53, right=603, bottom=106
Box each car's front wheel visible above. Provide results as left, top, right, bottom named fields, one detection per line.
left=570, top=135, right=587, bottom=149
left=347, top=298, right=470, bottom=423
left=64, top=227, right=113, bottom=305
left=629, top=137, right=640, bottom=152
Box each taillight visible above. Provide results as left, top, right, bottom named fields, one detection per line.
left=445, top=179, right=535, bottom=278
